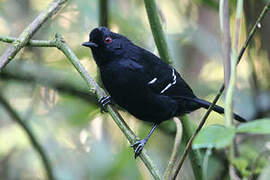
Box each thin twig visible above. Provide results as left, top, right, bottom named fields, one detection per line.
left=0, top=35, right=56, bottom=47
left=163, top=118, right=182, bottom=180
left=171, top=1, right=270, bottom=178
left=0, top=94, right=55, bottom=180
left=0, top=35, right=55, bottom=47
left=0, top=0, right=67, bottom=71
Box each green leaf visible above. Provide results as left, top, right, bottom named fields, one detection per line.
left=193, top=125, right=235, bottom=149
left=236, top=119, right=270, bottom=134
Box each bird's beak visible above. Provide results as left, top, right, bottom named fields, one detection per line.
left=82, top=41, right=98, bottom=48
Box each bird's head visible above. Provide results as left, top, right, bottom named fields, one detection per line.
left=82, top=27, right=129, bottom=66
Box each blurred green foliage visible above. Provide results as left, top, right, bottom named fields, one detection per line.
left=0, top=0, right=270, bottom=179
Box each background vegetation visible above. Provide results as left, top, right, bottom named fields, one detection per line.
left=0, top=0, right=270, bottom=179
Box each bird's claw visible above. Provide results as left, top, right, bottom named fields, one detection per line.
left=131, top=139, right=147, bottom=159
left=98, top=96, right=111, bottom=112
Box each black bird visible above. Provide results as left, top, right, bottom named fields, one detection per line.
left=82, top=27, right=246, bottom=158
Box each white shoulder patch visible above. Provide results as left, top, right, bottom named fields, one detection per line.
left=160, top=68, right=177, bottom=94
left=148, top=77, right=157, bottom=84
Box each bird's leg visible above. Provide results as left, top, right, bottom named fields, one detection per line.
left=131, top=123, right=158, bottom=159
left=98, top=96, right=111, bottom=112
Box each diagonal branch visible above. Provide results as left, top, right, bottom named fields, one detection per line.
left=0, top=0, right=68, bottom=71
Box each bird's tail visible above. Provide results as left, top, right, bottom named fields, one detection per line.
left=193, top=97, right=246, bottom=122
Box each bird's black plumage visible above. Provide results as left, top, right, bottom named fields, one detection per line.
left=82, top=27, right=246, bottom=158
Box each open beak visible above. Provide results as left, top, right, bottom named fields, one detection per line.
left=82, top=41, right=98, bottom=48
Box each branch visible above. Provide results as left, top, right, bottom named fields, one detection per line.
left=0, top=0, right=68, bottom=71
left=220, top=0, right=232, bottom=93
left=234, top=0, right=243, bottom=51
left=225, top=0, right=243, bottom=124
left=202, top=148, right=212, bottom=180
left=0, top=94, right=55, bottom=180
left=221, top=0, right=234, bottom=127
left=171, top=1, right=270, bottom=179
left=0, top=35, right=56, bottom=47
left=144, top=0, right=172, bottom=64
left=226, top=0, right=244, bottom=161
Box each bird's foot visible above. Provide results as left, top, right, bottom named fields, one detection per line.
left=131, top=138, right=148, bottom=159
left=98, top=96, right=111, bottom=112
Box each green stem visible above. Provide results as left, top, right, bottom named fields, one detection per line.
left=202, top=148, right=212, bottom=180
left=172, top=115, right=206, bottom=180
left=222, top=0, right=232, bottom=127
left=225, top=50, right=237, bottom=160
left=144, top=0, right=172, bottom=64
left=180, top=115, right=202, bottom=179
left=0, top=35, right=56, bottom=47
left=163, top=118, right=182, bottom=180
left=226, top=0, right=243, bottom=161
left=221, top=0, right=232, bottom=96
left=0, top=0, right=67, bottom=71
left=225, top=0, right=243, bottom=128
left=219, top=0, right=224, bottom=32
left=0, top=94, right=55, bottom=180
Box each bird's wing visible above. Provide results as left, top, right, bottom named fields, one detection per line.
left=147, top=66, right=196, bottom=98
left=131, top=47, right=196, bottom=98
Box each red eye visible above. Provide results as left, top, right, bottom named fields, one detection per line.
left=104, top=36, right=112, bottom=44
